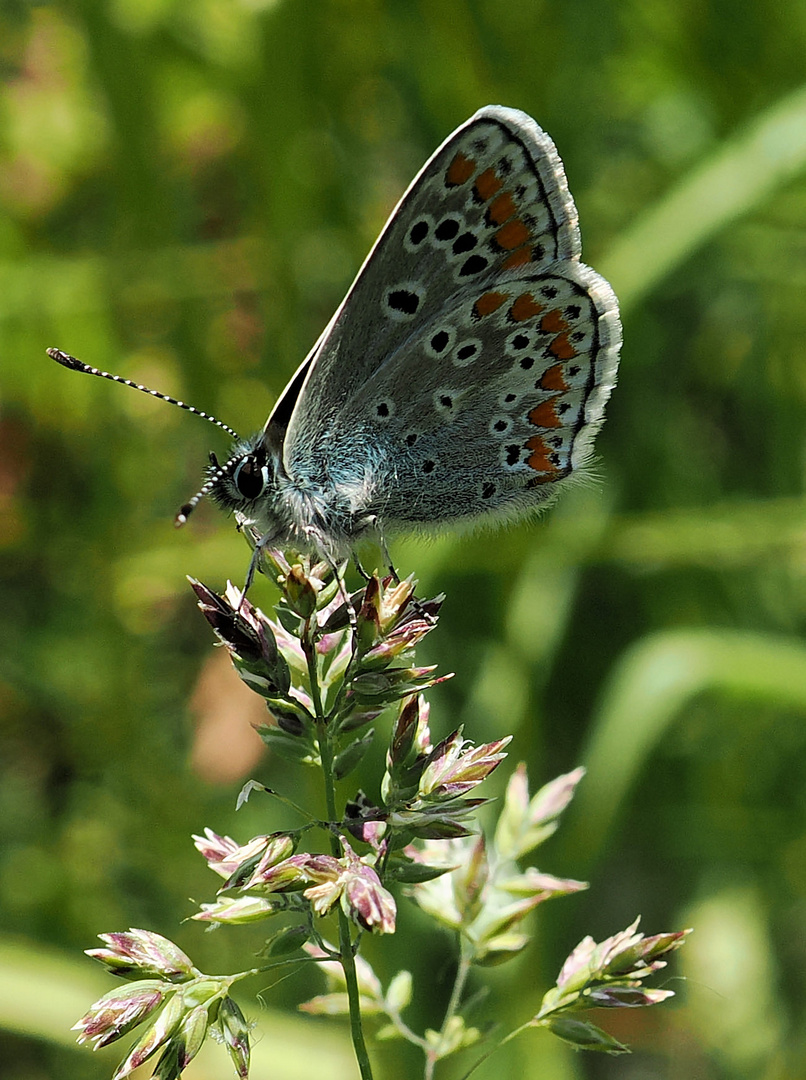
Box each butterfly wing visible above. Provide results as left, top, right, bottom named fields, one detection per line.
left=274, top=105, right=620, bottom=534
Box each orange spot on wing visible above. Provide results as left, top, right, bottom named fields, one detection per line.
left=474, top=168, right=503, bottom=201
left=525, top=435, right=560, bottom=474
left=446, top=152, right=475, bottom=187
left=494, top=219, right=531, bottom=251
left=473, top=291, right=508, bottom=319
left=528, top=398, right=563, bottom=428
left=538, top=363, right=569, bottom=391
left=501, top=246, right=534, bottom=269
left=549, top=333, right=578, bottom=360
left=510, top=293, right=543, bottom=322
left=540, top=308, right=569, bottom=334
left=486, top=191, right=517, bottom=225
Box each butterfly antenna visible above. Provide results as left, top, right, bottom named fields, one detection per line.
left=49, top=347, right=246, bottom=526
left=47, top=348, right=242, bottom=441
left=175, top=455, right=240, bottom=527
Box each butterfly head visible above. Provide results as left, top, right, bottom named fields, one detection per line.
left=200, top=435, right=275, bottom=521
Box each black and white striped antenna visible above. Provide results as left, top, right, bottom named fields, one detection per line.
left=48, top=347, right=243, bottom=524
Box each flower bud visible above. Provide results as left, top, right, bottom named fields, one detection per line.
left=86, top=929, right=197, bottom=982
left=419, top=731, right=510, bottom=798
left=174, top=1003, right=209, bottom=1069
left=586, top=985, right=675, bottom=1008
left=218, top=996, right=251, bottom=1078
left=341, top=858, right=397, bottom=935
left=192, top=895, right=278, bottom=925
left=355, top=575, right=383, bottom=651
left=74, top=981, right=169, bottom=1049
left=283, top=564, right=319, bottom=617
left=111, top=990, right=184, bottom=1078
left=542, top=1016, right=628, bottom=1054
left=189, top=578, right=291, bottom=694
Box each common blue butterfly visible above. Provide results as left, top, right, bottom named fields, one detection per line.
left=50, top=106, right=621, bottom=574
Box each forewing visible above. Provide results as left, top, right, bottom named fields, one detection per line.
left=278, top=105, right=621, bottom=532
left=280, top=105, right=584, bottom=456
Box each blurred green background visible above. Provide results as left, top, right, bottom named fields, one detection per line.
left=3, top=1, right=806, bottom=1078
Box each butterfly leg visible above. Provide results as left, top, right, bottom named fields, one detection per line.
left=315, top=549, right=361, bottom=649
left=237, top=539, right=266, bottom=610
left=351, top=553, right=373, bottom=582
left=351, top=543, right=398, bottom=586
left=378, top=532, right=399, bottom=584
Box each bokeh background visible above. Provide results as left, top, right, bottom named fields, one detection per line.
left=3, top=1, right=806, bottom=1078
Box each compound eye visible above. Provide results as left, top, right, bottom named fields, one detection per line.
left=232, top=456, right=268, bottom=501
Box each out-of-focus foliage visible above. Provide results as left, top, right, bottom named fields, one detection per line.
left=2, top=2, right=806, bottom=1078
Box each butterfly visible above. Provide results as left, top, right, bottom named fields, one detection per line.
left=50, top=105, right=621, bottom=577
